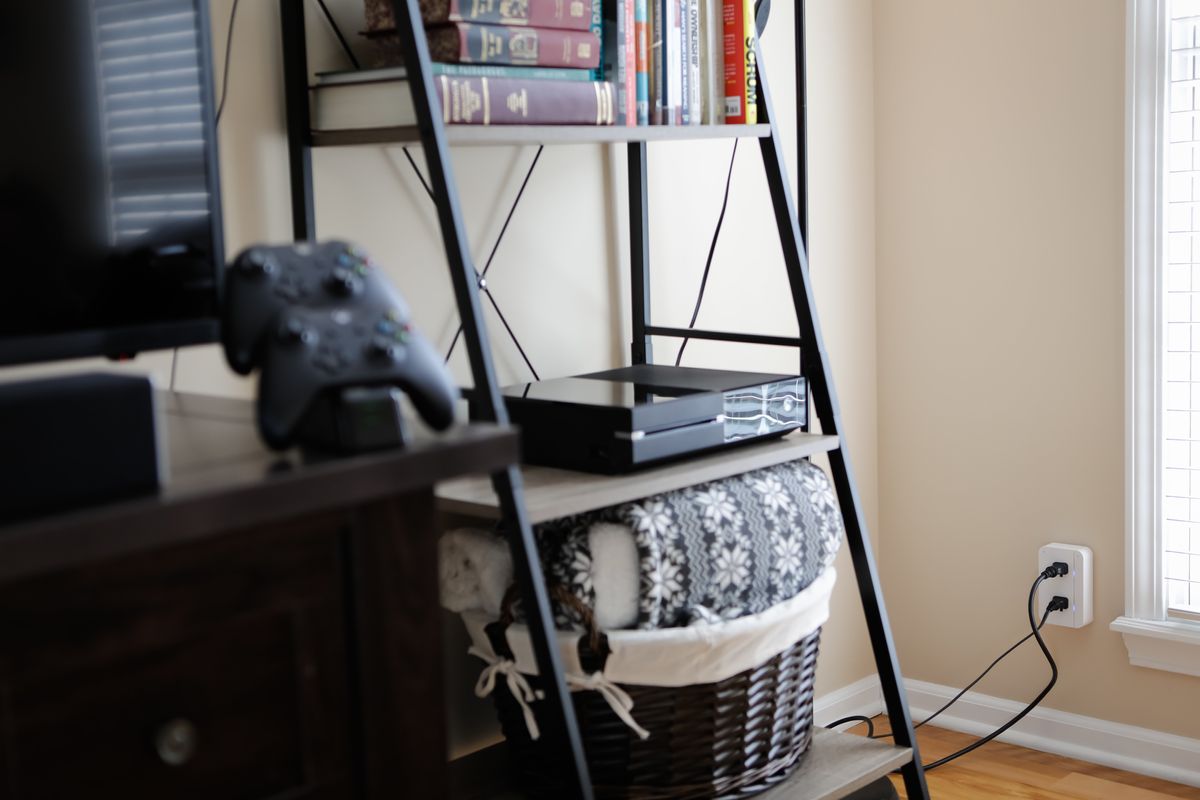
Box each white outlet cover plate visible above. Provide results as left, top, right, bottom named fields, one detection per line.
left=1038, top=543, right=1093, bottom=628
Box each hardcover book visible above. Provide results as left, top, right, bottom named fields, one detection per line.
left=316, top=64, right=595, bottom=85
left=623, top=0, right=636, bottom=124
left=425, top=22, right=601, bottom=69
left=686, top=0, right=700, bottom=124
left=312, top=73, right=615, bottom=127
left=605, top=0, right=637, bottom=125
left=634, top=0, right=650, bottom=124
left=679, top=0, right=691, bottom=124
left=364, top=0, right=596, bottom=31
left=437, top=75, right=615, bottom=124
left=651, top=0, right=664, bottom=123
left=700, top=0, right=723, bottom=123
left=666, top=0, right=682, bottom=124
left=722, top=0, right=756, bottom=124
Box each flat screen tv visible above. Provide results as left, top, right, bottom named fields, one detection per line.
left=0, top=0, right=224, bottom=366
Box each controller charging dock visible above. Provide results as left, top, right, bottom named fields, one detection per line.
left=296, top=386, right=410, bottom=454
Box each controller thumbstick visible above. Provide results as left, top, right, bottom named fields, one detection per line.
left=369, top=335, right=402, bottom=362
left=326, top=267, right=361, bottom=297
left=239, top=250, right=275, bottom=276
left=279, top=318, right=316, bottom=346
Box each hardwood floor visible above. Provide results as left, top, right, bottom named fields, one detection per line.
left=848, top=719, right=1200, bottom=799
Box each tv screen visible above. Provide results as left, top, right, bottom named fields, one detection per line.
left=0, top=0, right=224, bottom=366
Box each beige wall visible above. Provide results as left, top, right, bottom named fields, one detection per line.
left=0, top=0, right=885, bottom=743
left=874, top=0, right=1200, bottom=738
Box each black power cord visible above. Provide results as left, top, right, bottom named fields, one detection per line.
left=875, top=604, right=1053, bottom=739
left=825, top=714, right=875, bottom=738
left=920, top=569, right=1063, bottom=771
left=214, top=0, right=241, bottom=127
left=836, top=563, right=1069, bottom=772
left=827, top=603, right=1052, bottom=743
left=675, top=140, right=739, bottom=367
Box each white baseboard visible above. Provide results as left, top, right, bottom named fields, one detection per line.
left=903, top=678, right=1200, bottom=789
left=813, top=674, right=883, bottom=727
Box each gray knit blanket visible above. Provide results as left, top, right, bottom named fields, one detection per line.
left=534, top=459, right=844, bottom=629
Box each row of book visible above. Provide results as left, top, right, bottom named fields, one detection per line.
left=309, top=0, right=759, bottom=128
left=613, top=0, right=760, bottom=126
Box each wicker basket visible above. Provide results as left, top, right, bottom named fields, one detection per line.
left=477, top=586, right=823, bottom=799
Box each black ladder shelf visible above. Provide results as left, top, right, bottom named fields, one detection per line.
left=279, top=1, right=930, bottom=797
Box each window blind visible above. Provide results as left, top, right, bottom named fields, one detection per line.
left=92, top=0, right=211, bottom=243
left=1163, top=0, right=1200, bottom=614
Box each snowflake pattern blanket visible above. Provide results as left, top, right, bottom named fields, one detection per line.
left=534, top=460, right=844, bottom=629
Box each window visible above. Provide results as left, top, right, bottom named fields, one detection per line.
left=1114, top=0, right=1200, bottom=675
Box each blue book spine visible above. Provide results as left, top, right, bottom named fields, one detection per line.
left=590, top=0, right=604, bottom=81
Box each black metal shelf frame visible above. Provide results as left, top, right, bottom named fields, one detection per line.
left=279, top=1, right=930, bottom=797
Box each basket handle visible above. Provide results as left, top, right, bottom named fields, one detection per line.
left=496, top=584, right=610, bottom=671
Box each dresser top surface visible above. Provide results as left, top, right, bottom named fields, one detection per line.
left=0, top=391, right=518, bottom=583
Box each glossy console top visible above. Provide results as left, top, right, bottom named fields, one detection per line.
left=503, top=365, right=802, bottom=409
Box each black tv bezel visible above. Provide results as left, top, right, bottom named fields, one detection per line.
left=0, top=0, right=225, bottom=368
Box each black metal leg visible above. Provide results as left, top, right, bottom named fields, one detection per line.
left=628, top=142, right=652, bottom=365
left=754, top=44, right=931, bottom=800
left=794, top=0, right=810, bottom=248
left=385, top=1, right=593, bottom=796
left=280, top=0, right=315, bottom=241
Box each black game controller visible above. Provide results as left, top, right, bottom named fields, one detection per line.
left=223, top=240, right=406, bottom=375
left=222, top=242, right=459, bottom=451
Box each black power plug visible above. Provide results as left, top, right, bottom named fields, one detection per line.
left=1040, top=562, right=1069, bottom=580
left=1049, top=596, right=1069, bottom=613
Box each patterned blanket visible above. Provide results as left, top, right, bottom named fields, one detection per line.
left=534, top=459, right=844, bottom=629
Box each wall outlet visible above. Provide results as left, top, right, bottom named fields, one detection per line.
left=1038, top=543, right=1093, bottom=628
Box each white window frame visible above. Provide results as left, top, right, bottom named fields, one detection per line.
left=1113, top=0, right=1200, bottom=676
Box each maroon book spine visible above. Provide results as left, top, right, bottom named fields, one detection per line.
left=427, top=22, right=602, bottom=69
left=436, top=76, right=615, bottom=124
left=439, top=0, right=595, bottom=30
left=368, top=0, right=597, bottom=31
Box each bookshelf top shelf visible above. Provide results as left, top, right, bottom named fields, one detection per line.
left=436, top=432, right=839, bottom=523
left=310, top=124, right=772, bottom=148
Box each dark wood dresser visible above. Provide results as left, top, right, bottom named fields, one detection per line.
left=0, top=392, right=518, bottom=800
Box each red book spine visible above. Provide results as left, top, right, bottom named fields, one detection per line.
left=624, top=0, right=636, bottom=124
left=430, top=22, right=602, bottom=70
left=722, top=0, right=746, bottom=124
left=436, top=75, right=616, bottom=124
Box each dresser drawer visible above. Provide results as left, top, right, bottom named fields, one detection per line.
left=4, top=612, right=327, bottom=800
left=0, top=514, right=351, bottom=800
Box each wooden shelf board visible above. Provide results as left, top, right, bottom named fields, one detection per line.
left=311, top=124, right=771, bottom=148
left=759, top=728, right=910, bottom=800
left=447, top=728, right=910, bottom=800
left=436, top=432, right=839, bottom=523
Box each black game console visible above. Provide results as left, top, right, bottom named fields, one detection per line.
left=497, top=364, right=807, bottom=473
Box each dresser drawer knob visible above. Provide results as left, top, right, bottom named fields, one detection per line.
left=155, top=718, right=198, bottom=767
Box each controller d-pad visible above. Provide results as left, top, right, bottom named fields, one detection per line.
left=314, top=354, right=342, bottom=374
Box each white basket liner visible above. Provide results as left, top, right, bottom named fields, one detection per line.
left=463, top=567, right=836, bottom=688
